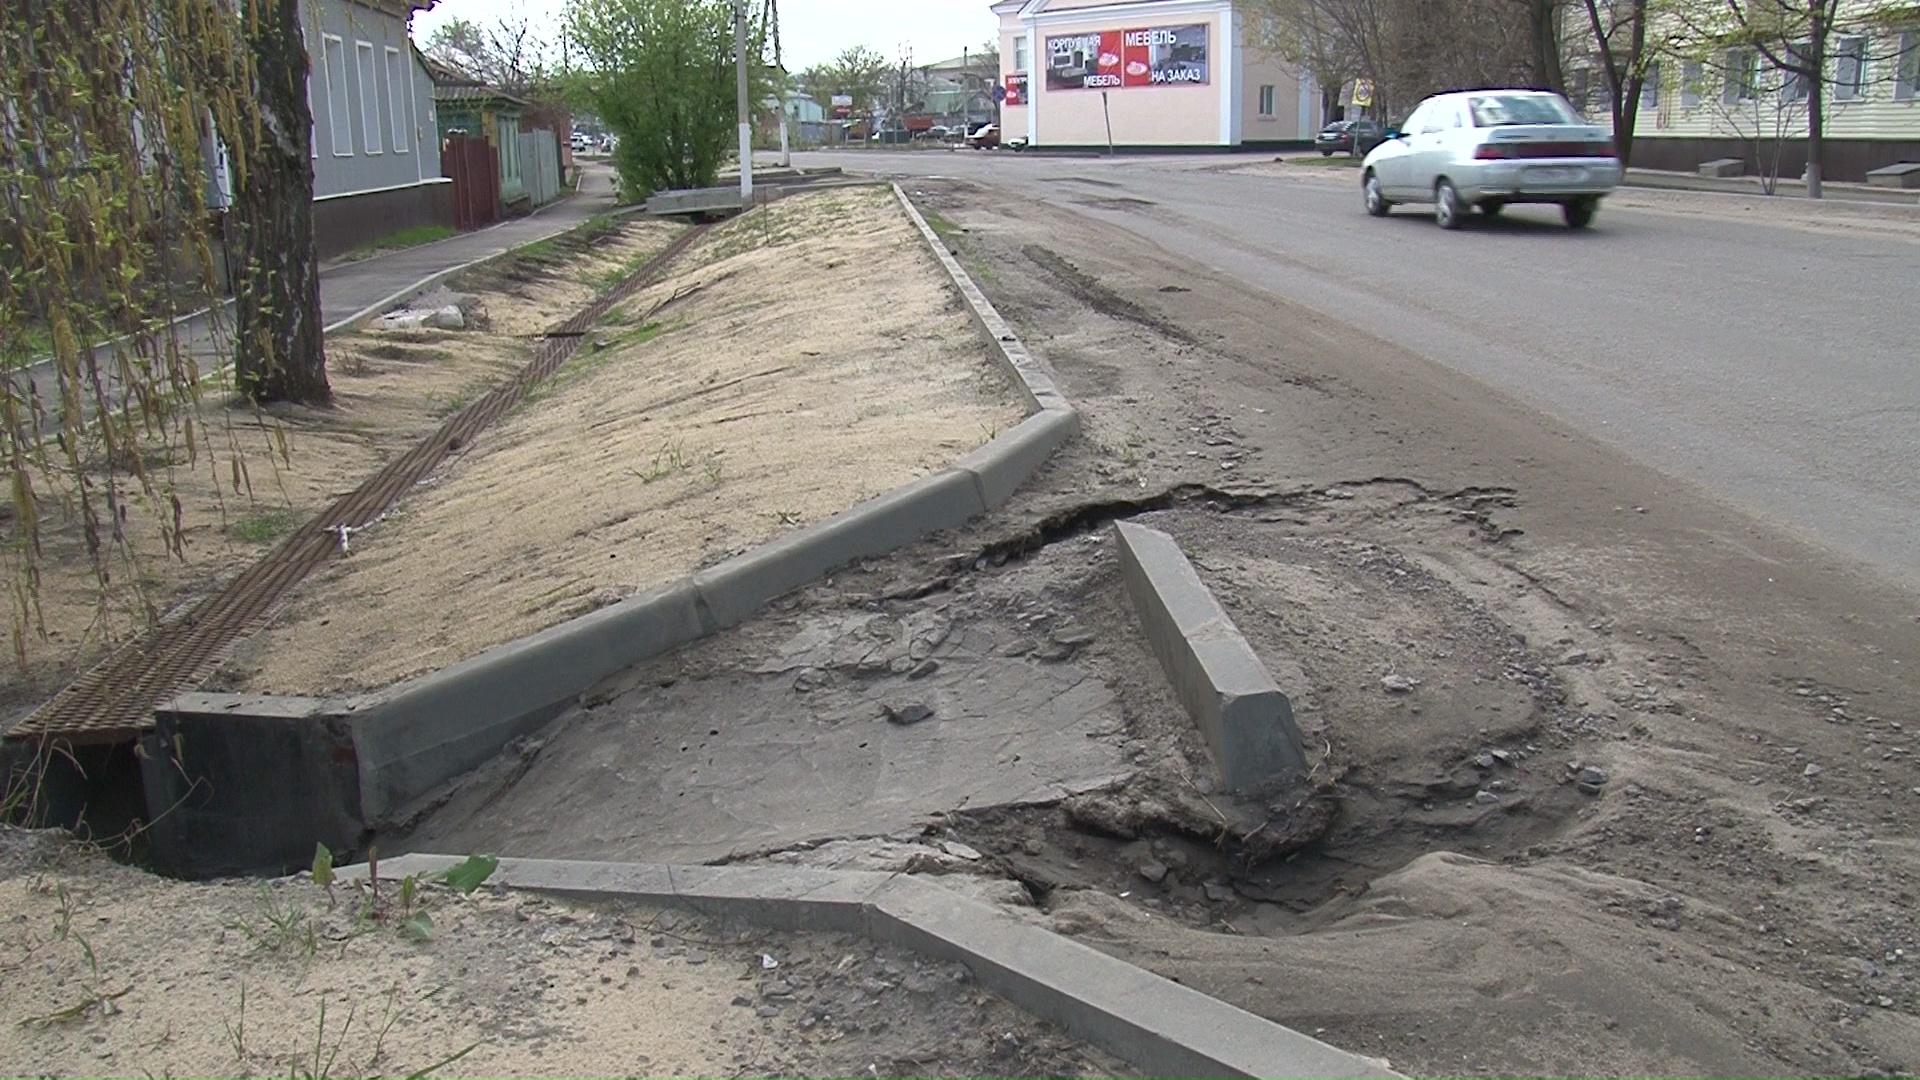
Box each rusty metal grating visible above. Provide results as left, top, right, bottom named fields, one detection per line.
left=8, top=224, right=712, bottom=746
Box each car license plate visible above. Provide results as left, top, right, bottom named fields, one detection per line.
left=1530, top=166, right=1584, bottom=183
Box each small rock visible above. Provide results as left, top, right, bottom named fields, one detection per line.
left=1032, top=642, right=1075, bottom=662
left=884, top=704, right=935, bottom=726
left=1561, top=649, right=1590, bottom=665
left=732, top=995, right=753, bottom=1007
left=1577, top=766, right=1609, bottom=787
left=793, top=669, right=828, bottom=693
left=998, top=638, right=1036, bottom=657
left=941, top=841, right=983, bottom=861
left=428, top=305, right=466, bottom=330
left=1022, top=838, right=1045, bottom=856
left=1381, top=674, right=1419, bottom=694
left=756, top=1004, right=782, bottom=1018
left=1803, top=763, right=1824, bottom=778
left=908, top=659, right=940, bottom=680
left=685, top=950, right=709, bottom=965
left=1475, top=790, right=1500, bottom=805
left=1052, top=627, right=1096, bottom=646
left=761, top=953, right=780, bottom=970
left=1135, top=859, right=1170, bottom=884
left=1474, top=753, right=1497, bottom=770
left=1489, top=749, right=1514, bottom=765
left=761, top=980, right=795, bottom=999
left=1203, top=882, right=1233, bottom=903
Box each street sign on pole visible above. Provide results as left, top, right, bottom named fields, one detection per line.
left=1352, top=79, right=1375, bottom=108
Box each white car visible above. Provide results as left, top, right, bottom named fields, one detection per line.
left=1360, top=89, right=1621, bottom=229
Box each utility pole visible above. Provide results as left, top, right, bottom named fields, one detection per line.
left=770, top=0, right=790, bottom=167
left=734, top=0, right=753, bottom=202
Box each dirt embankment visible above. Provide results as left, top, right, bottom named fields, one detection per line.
left=227, top=184, right=1025, bottom=696
left=0, top=221, right=674, bottom=726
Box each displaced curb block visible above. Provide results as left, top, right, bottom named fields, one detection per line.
left=140, top=178, right=1080, bottom=875
left=348, top=855, right=1400, bottom=1080
left=1114, top=521, right=1307, bottom=790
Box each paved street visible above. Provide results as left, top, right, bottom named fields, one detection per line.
left=797, top=149, right=1920, bottom=587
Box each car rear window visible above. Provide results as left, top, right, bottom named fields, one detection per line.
left=1468, top=94, right=1579, bottom=126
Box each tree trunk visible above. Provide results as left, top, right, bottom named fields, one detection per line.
left=1804, top=4, right=1826, bottom=199
left=1528, top=0, right=1565, bottom=93
left=232, top=0, right=329, bottom=405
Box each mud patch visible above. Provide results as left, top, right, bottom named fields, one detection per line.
left=1022, top=245, right=1200, bottom=346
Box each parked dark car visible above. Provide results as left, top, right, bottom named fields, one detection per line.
left=1314, top=119, right=1385, bottom=156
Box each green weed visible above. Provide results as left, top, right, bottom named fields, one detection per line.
left=228, top=507, right=303, bottom=544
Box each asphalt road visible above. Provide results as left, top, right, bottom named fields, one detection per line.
left=795, top=149, right=1920, bottom=588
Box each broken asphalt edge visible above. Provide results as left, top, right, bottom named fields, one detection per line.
left=342, top=854, right=1401, bottom=1080
left=142, top=184, right=1081, bottom=879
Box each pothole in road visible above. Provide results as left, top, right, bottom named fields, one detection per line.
left=851, top=479, right=1600, bottom=935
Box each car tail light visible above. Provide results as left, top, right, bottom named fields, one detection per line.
left=1474, top=144, right=1513, bottom=160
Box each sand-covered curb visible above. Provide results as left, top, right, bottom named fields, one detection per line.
left=228, top=185, right=1026, bottom=696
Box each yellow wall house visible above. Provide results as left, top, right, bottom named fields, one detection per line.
left=1604, top=0, right=1920, bottom=181
left=992, top=0, right=1319, bottom=150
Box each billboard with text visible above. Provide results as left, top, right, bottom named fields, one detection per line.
left=1043, top=24, right=1209, bottom=92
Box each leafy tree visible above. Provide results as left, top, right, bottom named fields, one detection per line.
left=2, top=0, right=317, bottom=656
left=565, top=0, right=774, bottom=197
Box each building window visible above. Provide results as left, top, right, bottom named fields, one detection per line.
left=1641, top=61, right=1659, bottom=109
left=385, top=47, right=410, bottom=151
left=1898, top=32, right=1918, bottom=100
left=1257, top=84, right=1276, bottom=116
left=1723, top=48, right=1757, bottom=103
left=1013, top=35, right=1029, bottom=73
left=322, top=34, right=351, bottom=155
left=1681, top=59, right=1703, bottom=108
left=1832, top=35, right=1867, bottom=100
left=1781, top=42, right=1811, bottom=102
left=355, top=41, right=383, bottom=153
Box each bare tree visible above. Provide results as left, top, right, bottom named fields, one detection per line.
left=425, top=12, right=552, bottom=95
left=1669, top=0, right=1911, bottom=197
left=1576, top=0, right=1655, bottom=165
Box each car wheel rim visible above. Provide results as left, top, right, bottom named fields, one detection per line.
left=1438, top=186, right=1456, bottom=225
left=1365, top=177, right=1380, bottom=211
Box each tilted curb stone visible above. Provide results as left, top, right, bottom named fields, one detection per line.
left=142, top=185, right=1081, bottom=877
left=343, top=854, right=1401, bottom=1080
left=1113, top=521, right=1307, bottom=790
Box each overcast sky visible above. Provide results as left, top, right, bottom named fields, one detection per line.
left=411, top=0, right=999, bottom=70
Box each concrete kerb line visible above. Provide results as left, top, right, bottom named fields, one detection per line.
left=343, top=854, right=1401, bottom=1080
left=146, top=177, right=1082, bottom=875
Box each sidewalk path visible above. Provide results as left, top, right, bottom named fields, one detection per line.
left=8, top=163, right=621, bottom=435
left=319, top=162, right=621, bottom=326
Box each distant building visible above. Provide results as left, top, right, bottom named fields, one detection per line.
left=304, top=0, right=450, bottom=258
left=991, top=0, right=1316, bottom=150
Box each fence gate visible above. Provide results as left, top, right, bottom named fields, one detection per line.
left=519, top=129, right=562, bottom=207
left=441, top=133, right=500, bottom=231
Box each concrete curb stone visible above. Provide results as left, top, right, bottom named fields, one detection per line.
left=1114, top=521, right=1307, bottom=790
left=344, top=854, right=1399, bottom=1080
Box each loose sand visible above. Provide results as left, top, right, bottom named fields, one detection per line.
left=229, top=184, right=1025, bottom=696
left=0, top=828, right=1126, bottom=1079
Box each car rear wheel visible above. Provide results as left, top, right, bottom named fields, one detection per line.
left=1364, top=172, right=1391, bottom=217
left=1564, top=197, right=1597, bottom=229
left=1434, top=180, right=1464, bottom=230
left=1320, top=149, right=1333, bottom=157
